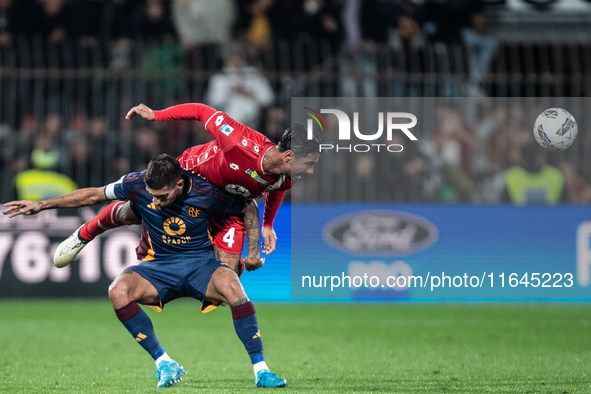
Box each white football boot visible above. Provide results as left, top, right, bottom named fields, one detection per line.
left=54, top=225, right=88, bottom=268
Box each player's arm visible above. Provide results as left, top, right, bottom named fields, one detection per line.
left=2, top=187, right=108, bottom=218
left=243, top=199, right=264, bottom=272
left=126, top=102, right=217, bottom=123
left=126, top=102, right=244, bottom=152
left=261, top=190, right=285, bottom=255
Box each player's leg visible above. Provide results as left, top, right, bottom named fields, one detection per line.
left=205, top=266, right=287, bottom=388
left=213, top=246, right=243, bottom=275
left=210, top=213, right=247, bottom=276
left=54, top=201, right=140, bottom=268
left=108, top=269, right=185, bottom=388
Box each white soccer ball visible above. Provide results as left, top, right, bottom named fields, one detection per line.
left=533, top=108, right=578, bottom=152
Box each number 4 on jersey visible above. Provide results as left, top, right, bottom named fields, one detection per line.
left=223, top=227, right=236, bottom=248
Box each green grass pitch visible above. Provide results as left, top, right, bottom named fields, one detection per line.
left=1, top=300, right=590, bottom=393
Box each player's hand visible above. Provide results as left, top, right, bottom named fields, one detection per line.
left=2, top=200, right=42, bottom=218
left=126, top=103, right=155, bottom=121
left=261, top=226, right=277, bottom=255
left=244, top=256, right=265, bottom=271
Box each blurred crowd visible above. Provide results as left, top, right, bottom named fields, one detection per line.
left=0, top=0, right=496, bottom=86
left=1, top=0, right=586, bottom=204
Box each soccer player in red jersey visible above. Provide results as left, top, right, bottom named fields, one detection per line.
left=54, top=102, right=322, bottom=275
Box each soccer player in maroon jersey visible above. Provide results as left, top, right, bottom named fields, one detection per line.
left=54, top=102, right=322, bottom=275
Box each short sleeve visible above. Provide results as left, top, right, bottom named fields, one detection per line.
left=104, top=175, right=126, bottom=200
left=104, top=172, right=145, bottom=201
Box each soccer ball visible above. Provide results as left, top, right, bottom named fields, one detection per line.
left=533, top=108, right=578, bottom=152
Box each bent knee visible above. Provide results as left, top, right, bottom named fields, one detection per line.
left=213, top=267, right=245, bottom=302
left=108, top=278, right=131, bottom=303
left=116, top=203, right=141, bottom=225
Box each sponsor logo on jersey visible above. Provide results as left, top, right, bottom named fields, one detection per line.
left=225, top=184, right=251, bottom=197
left=230, top=163, right=239, bottom=170
left=147, top=202, right=161, bottom=210
left=162, top=217, right=192, bottom=244
left=323, top=210, right=438, bottom=256
left=245, top=169, right=268, bottom=185
left=188, top=207, right=201, bottom=218
left=220, top=123, right=234, bottom=136
left=163, top=217, right=186, bottom=236
left=264, top=175, right=285, bottom=192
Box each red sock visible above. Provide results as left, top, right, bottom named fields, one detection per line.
left=79, top=201, right=126, bottom=241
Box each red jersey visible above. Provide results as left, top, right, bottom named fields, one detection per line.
left=154, top=103, right=291, bottom=227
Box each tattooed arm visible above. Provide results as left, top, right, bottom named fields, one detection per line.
left=2, top=187, right=108, bottom=218
left=243, top=199, right=264, bottom=271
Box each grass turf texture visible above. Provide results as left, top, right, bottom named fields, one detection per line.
left=0, top=301, right=590, bottom=393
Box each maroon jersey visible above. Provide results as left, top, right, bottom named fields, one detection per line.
left=154, top=103, right=291, bottom=227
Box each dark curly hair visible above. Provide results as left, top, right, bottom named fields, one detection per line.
left=145, top=154, right=182, bottom=190
left=277, top=124, right=322, bottom=157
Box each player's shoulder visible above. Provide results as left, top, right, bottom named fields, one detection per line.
left=211, top=112, right=271, bottom=142
left=108, top=171, right=145, bottom=189
left=243, top=124, right=273, bottom=145
left=105, top=171, right=146, bottom=200
left=183, top=169, right=234, bottom=203
left=123, top=171, right=146, bottom=184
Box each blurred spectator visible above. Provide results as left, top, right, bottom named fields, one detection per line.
left=136, top=0, right=182, bottom=103
left=503, top=144, right=564, bottom=204
left=263, top=0, right=341, bottom=71
left=38, top=0, right=70, bottom=43
left=459, top=0, right=497, bottom=92
left=234, top=0, right=274, bottom=52
left=64, top=0, right=104, bottom=47
left=360, top=0, right=404, bottom=45
left=265, top=0, right=341, bottom=44
left=172, top=0, right=234, bottom=71
left=0, top=0, right=43, bottom=41
left=15, top=134, right=77, bottom=201
left=206, top=45, right=274, bottom=128
left=559, top=162, right=591, bottom=204
left=104, top=0, right=136, bottom=41
left=394, top=138, right=441, bottom=202
left=466, top=104, right=508, bottom=203
left=300, top=0, right=341, bottom=44
left=431, top=104, right=481, bottom=202
left=133, top=126, right=161, bottom=171
left=66, top=133, right=92, bottom=187
left=340, top=0, right=403, bottom=97
left=10, top=115, right=38, bottom=175
left=0, top=0, right=14, bottom=46
left=504, top=105, right=535, bottom=169
left=260, top=105, right=287, bottom=143
left=103, top=0, right=136, bottom=69
left=43, top=113, right=63, bottom=140
left=396, top=1, right=421, bottom=53
left=135, top=0, right=177, bottom=44
left=423, top=0, right=497, bottom=96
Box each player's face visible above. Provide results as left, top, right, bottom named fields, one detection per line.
left=146, top=178, right=184, bottom=208
left=289, top=153, right=320, bottom=181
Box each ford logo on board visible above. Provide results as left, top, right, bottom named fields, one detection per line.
left=322, top=210, right=438, bottom=256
